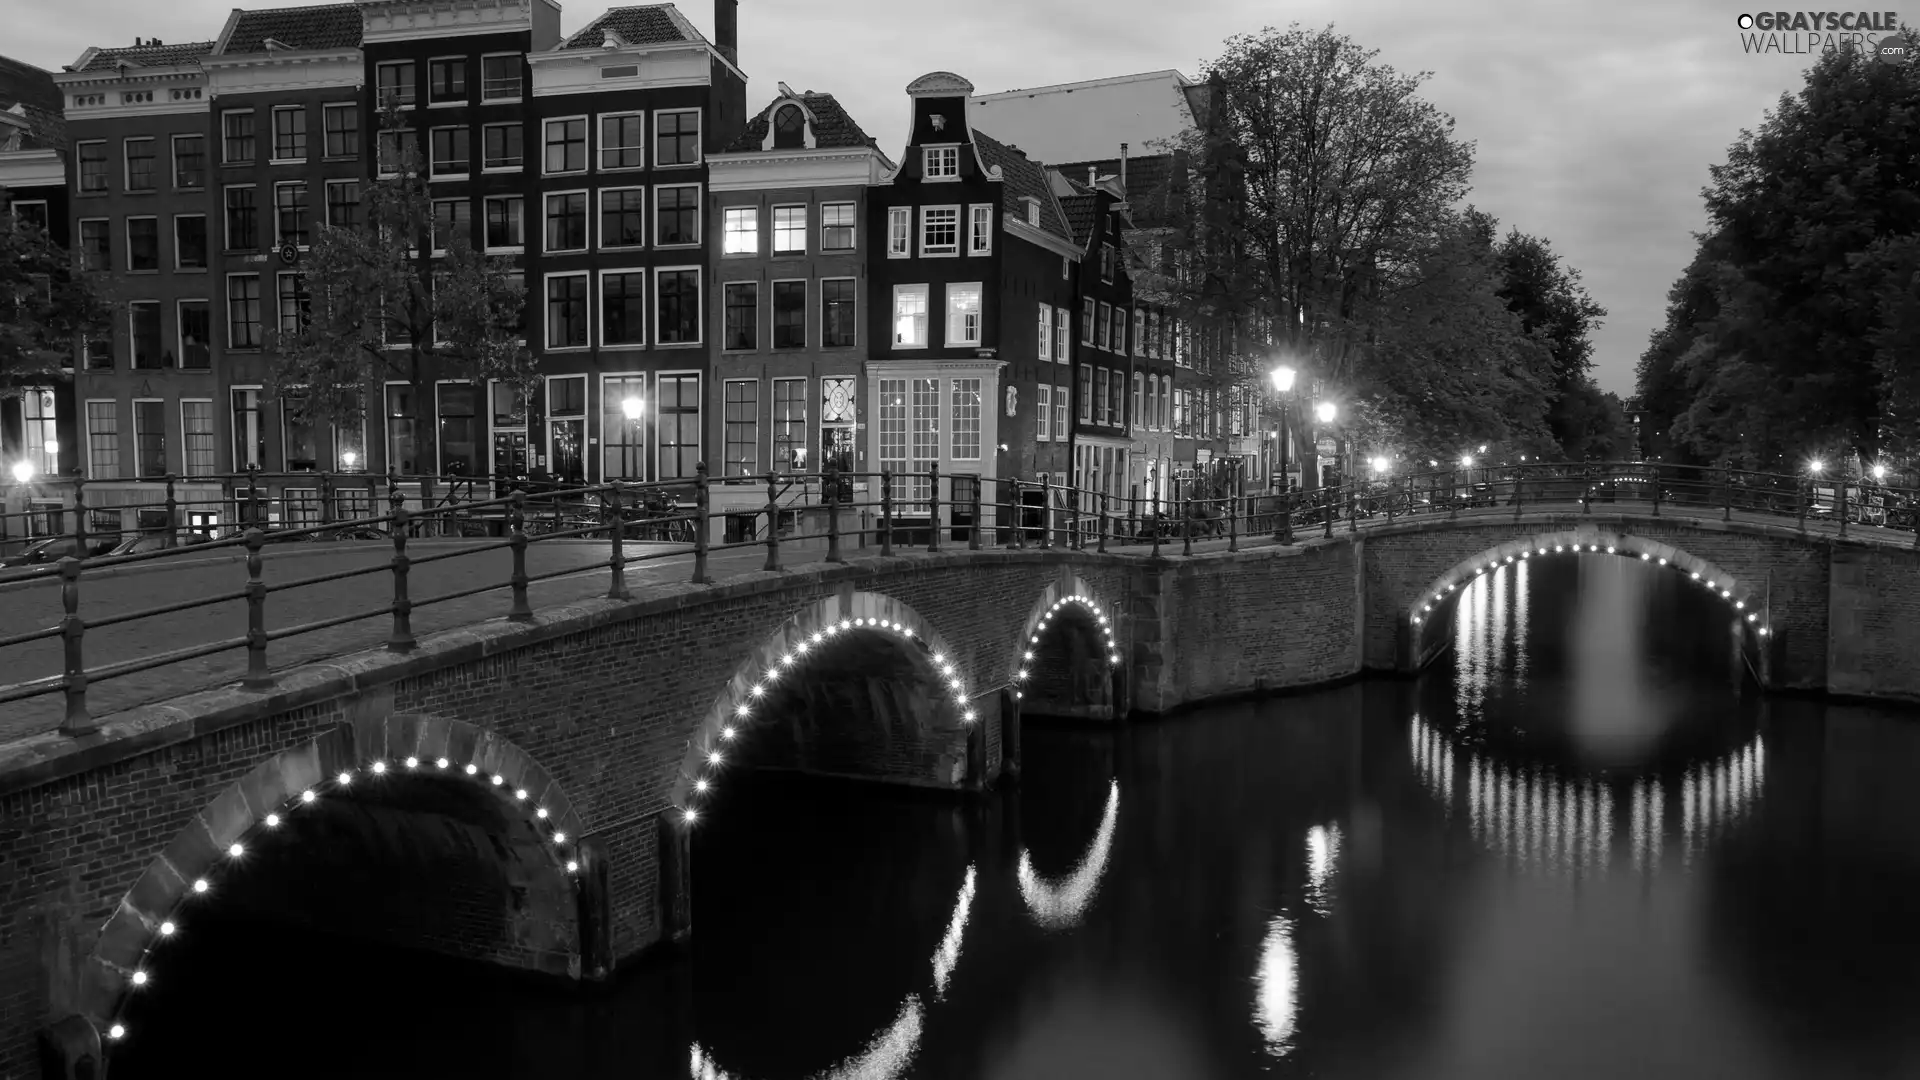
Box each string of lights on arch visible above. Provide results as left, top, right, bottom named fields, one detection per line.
left=677, top=615, right=980, bottom=824
left=1011, top=593, right=1118, bottom=698
left=101, top=753, right=577, bottom=1046
left=1409, top=543, right=1770, bottom=637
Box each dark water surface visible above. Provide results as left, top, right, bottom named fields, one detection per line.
left=115, top=556, right=1920, bottom=1079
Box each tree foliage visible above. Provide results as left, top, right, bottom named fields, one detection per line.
left=269, top=107, right=531, bottom=472
left=1492, top=227, right=1609, bottom=456
left=0, top=202, right=110, bottom=398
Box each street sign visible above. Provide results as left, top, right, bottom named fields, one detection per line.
left=1315, top=436, right=1337, bottom=456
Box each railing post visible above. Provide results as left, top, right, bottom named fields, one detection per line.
left=1099, top=490, right=1110, bottom=554
left=1581, top=466, right=1592, bottom=513
left=387, top=489, right=416, bottom=651
left=55, top=556, right=92, bottom=736
left=1227, top=493, right=1238, bottom=551
left=824, top=462, right=845, bottom=564
left=692, top=461, right=712, bottom=584
left=1723, top=468, right=1734, bottom=522
left=247, top=467, right=261, bottom=530
left=242, top=529, right=274, bottom=689
left=1387, top=479, right=1397, bottom=522
left=880, top=470, right=895, bottom=557
left=969, top=475, right=983, bottom=551
left=1323, top=489, right=1334, bottom=539
left=1652, top=469, right=1662, bottom=516
left=163, top=474, right=178, bottom=547
left=763, top=470, right=782, bottom=572
left=507, top=490, right=534, bottom=622
left=928, top=462, right=942, bottom=553
left=1011, top=479, right=1025, bottom=549
left=319, top=471, right=334, bottom=532
left=1348, top=484, right=1358, bottom=534
left=71, top=475, right=87, bottom=554
left=1040, top=477, right=1053, bottom=550
left=1839, top=477, right=1849, bottom=538
left=1277, top=489, right=1292, bottom=544
left=605, top=484, right=631, bottom=600
left=1797, top=476, right=1808, bottom=532
left=1182, top=497, right=1193, bottom=556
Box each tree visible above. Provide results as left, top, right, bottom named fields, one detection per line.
left=0, top=201, right=110, bottom=400
left=1634, top=241, right=1723, bottom=465
left=269, top=106, right=531, bottom=477
left=1492, top=227, right=1608, bottom=458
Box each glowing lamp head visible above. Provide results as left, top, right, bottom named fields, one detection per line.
left=9, top=460, right=32, bottom=484
left=341, top=450, right=358, bottom=468
left=108, top=1024, right=125, bottom=1040
left=1270, top=365, right=1295, bottom=393
left=1809, top=459, right=1825, bottom=473
left=1461, top=455, right=1474, bottom=468
left=1872, top=464, right=1888, bottom=479
left=1314, top=401, right=1336, bottom=424
left=622, top=395, right=644, bottom=421
left=1370, top=456, right=1389, bottom=474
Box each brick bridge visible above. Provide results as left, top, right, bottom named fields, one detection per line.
left=5, top=506, right=1917, bottom=1077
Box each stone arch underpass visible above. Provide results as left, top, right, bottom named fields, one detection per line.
left=1008, top=573, right=1125, bottom=722
left=48, top=714, right=588, bottom=1067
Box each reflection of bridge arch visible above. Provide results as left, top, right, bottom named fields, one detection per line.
left=688, top=864, right=976, bottom=1080
left=1409, top=715, right=1766, bottom=874
left=1017, top=779, right=1121, bottom=931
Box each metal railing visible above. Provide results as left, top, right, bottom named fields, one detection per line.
left=0, top=459, right=1911, bottom=737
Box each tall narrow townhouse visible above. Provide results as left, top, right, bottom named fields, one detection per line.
left=52, top=38, right=218, bottom=537
left=867, top=72, right=1082, bottom=537
left=703, top=84, right=891, bottom=539
left=203, top=4, right=368, bottom=527
left=1051, top=167, right=1140, bottom=520
left=0, top=55, right=80, bottom=534
left=522, top=2, right=747, bottom=487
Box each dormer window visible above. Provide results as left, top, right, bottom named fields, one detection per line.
left=772, top=105, right=805, bottom=149
left=923, top=146, right=958, bottom=179
left=1025, top=199, right=1040, bottom=227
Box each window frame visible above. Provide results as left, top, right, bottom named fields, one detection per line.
left=429, top=197, right=470, bottom=256
left=721, top=280, right=758, bottom=352
left=819, top=276, right=857, bottom=349
left=428, top=124, right=472, bottom=180
left=172, top=214, right=208, bottom=271
left=543, top=373, right=589, bottom=483
left=170, top=133, right=206, bottom=190
left=945, top=281, right=983, bottom=347
left=482, top=193, right=525, bottom=254
left=273, top=180, right=310, bottom=250
left=479, top=52, right=524, bottom=103
left=427, top=55, right=469, bottom=108
left=721, top=377, right=759, bottom=477
left=653, top=266, right=703, bottom=347
left=596, top=267, right=647, bottom=349
left=891, top=283, right=929, bottom=350
left=597, top=185, right=647, bottom=250
left=375, top=60, right=417, bottom=109
left=122, top=136, right=157, bottom=193
left=542, top=188, right=590, bottom=255
left=124, top=216, right=160, bottom=273
left=324, top=179, right=360, bottom=230
left=127, top=300, right=164, bottom=369
left=886, top=206, right=910, bottom=258
left=269, top=105, right=307, bottom=164
left=542, top=270, right=592, bottom=351
left=770, top=278, right=807, bottom=350
left=651, top=107, right=702, bottom=168
left=84, top=398, right=120, bottom=479
left=820, top=201, right=856, bottom=251
left=130, top=397, right=168, bottom=479
left=770, top=203, right=807, bottom=256
left=225, top=271, right=263, bottom=351
left=481, top=121, right=523, bottom=172
left=770, top=375, right=808, bottom=474
left=75, top=139, right=109, bottom=194
left=721, top=205, right=758, bottom=257
left=375, top=128, right=418, bottom=179
left=1037, top=304, right=1052, bottom=362
left=321, top=102, right=359, bottom=159
left=77, top=217, right=110, bottom=271
left=652, top=182, right=702, bottom=248
left=950, top=377, right=982, bottom=461
left=179, top=398, right=216, bottom=477
left=919, top=205, right=960, bottom=258
left=597, top=110, right=646, bottom=171
left=541, top=114, right=589, bottom=175
left=1036, top=384, right=1053, bottom=443
left=967, top=204, right=992, bottom=256
left=921, top=144, right=959, bottom=180
left=596, top=372, right=647, bottom=482
left=176, top=297, right=212, bottom=370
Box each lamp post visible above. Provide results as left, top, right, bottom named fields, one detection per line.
left=620, top=394, right=645, bottom=480
left=1314, top=401, right=1337, bottom=489
left=1270, top=365, right=1295, bottom=491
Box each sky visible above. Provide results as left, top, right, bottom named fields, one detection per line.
left=11, top=0, right=1852, bottom=396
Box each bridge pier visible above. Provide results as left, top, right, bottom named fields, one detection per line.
left=38, top=1015, right=101, bottom=1080
left=654, top=810, right=692, bottom=949
left=574, top=838, right=615, bottom=981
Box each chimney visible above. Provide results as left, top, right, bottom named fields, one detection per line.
left=714, top=0, right=738, bottom=65
left=1120, top=142, right=1129, bottom=189
left=1087, top=165, right=1096, bottom=186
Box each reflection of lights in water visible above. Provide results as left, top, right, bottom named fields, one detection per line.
left=1305, top=824, right=1342, bottom=915
left=930, top=865, right=976, bottom=997
left=1513, top=558, right=1530, bottom=688
left=1017, top=779, right=1120, bottom=931
left=689, top=863, right=975, bottom=1079
left=1411, top=714, right=1764, bottom=877
left=1253, top=915, right=1298, bottom=1057
left=1451, top=563, right=1520, bottom=720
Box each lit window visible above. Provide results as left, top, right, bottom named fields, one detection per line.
left=920, top=207, right=958, bottom=256
left=923, top=146, right=958, bottom=178
left=892, top=284, right=928, bottom=347
left=946, top=283, right=981, bottom=346
left=722, top=207, right=757, bottom=255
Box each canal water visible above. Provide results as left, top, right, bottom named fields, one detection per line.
left=116, top=555, right=1920, bottom=1079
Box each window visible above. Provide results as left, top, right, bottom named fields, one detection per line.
left=599, top=188, right=645, bottom=248
left=429, top=57, right=467, bottom=104
left=271, top=106, right=307, bottom=162
left=430, top=126, right=470, bottom=177
left=376, top=129, right=417, bottom=175
left=181, top=400, right=214, bottom=476
left=1133, top=373, right=1144, bottom=430
left=1133, top=309, right=1146, bottom=357
left=771, top=205, right=805, bottom=254
left=502, top=270, right=527, bottom=338
left=133, top=400, right=166, bottom=477
left=968, top=204, right=992, bottom=255
left=543, top=117, right=586, bottom=173
left=79, top=220, right=108, bottom=270
left=482, top=122, right=522, bottom=169
left=437, top=383, right=482, bottom=478
left=1054, top=305, right=1069, bottom=362
left=655, top=269, right=700, bottom=344
left=654, top=109, right=700, bottom=166
left=326, top=180, right=360, bottom=230
left=878, top=379, right=906, bottom=481
left=600, top=375, right=645, bottom=480
left=723, top=282, right=756, bottom=350
left=227, top=273, right=261, bottom=349
left=377, top=61, right=416, bottom=108
left=546, top=375, right=586, bottom=483
left=1036, top=384, right=1053, bottom=442
left=1081, top=298, right=1095, bottom=343
left=600, top=270, right=644, bottom=346
left=129, top=302, right=163, bottom=368
left=1100, top=241, right=1116, bottom=282
left=481, top=54, right=522, bottom=101
left=83, top=330, right=112, bottom=370
left=1095, top=368, right=1110, bottom=425
left=909, top=378, right=938, bottom=502
left=277, top=272, right=309, bottom=334
left=431, top=197, right=470, bottom=253
left=334, top=402, right=367, bottom=474
left=230, top=389, right=264, bottom=470
left=1079, top=365, right=1093, bottom=423
left=951, top=378, right=981, bottom=460
left=920, top=206, right=958, bottom=255
left=127, top=218, right=159, bottom=272
left=172, top=134, right=205, bottom=188
left=275, top=182, right=310, bottom=247
left=545, top=273, right=589, bottom=349
left=723, top=380, right=757, bottom=476
left=821, top=202, right=855, bottom=250
left=1054, top=384, right=1069, bottom=440
left=322, top=104, right=358, bottom=157
left=484, top=195, right=523, bottom=251
left=772, top=104, right=805, bottom=148
left=178, top=300, right=211, bottom=369
left=1161, top=375, right=1173, bottom=429
left=771, top=377, right=807, bottom=472
left=923, top=146, right=958, bottom=178
left=174, top=215, right=207, bottom=269
left=544, top=191, right=587, bottom=252
left=657, top=373, right=700, bottom=478
left=772, top=280, right=805, bottom=348
left=945, top=283, right=982, bottom=347
left=600, top=112, right=643, bottom=169
left=10, top=201, right=47, bottom=231
left=654, top=185, right=699, bottom=245
left=77, top=141, right=108, bottom=192
left=821, top=278, right=856, bottom=347
left=222, top=110, right=255, bottom=164
left=86, top=401, right=119, bottom=478
left=1096, top=301, right=1111, bottom=350
left=1037, top=305, right=1052, bottom=361
left=1147, top=310, right=1160, bottom=358
left=385, top=384, right=418, bottom=474
left=892, top=284, right=928, bottom=348
left=722, top=206, right=757, bottom=255
left=886, top=206, right=909, bottom=256
left=1111, top=306, right=1127, bottom=354
left=1026, top=199, right=1040, bottom=227
left=282, top=393, right=320, bottom=471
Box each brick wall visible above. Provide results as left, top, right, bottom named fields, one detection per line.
left=1827, top=544, right=1920, bottom=703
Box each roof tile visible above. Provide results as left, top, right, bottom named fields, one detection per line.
left=726, top=91, right=880, bottom=153
left=79, top=41, right=215, bottom=72
left=1057, top=193, right=1099, bottom=248
left=223, top=5, right=363, bottom=54
left=971, top=127, right=1075, bottom=247
left=561, top=6, right=699, bottom=50
left=1054, top=152, right=1182, bottom=227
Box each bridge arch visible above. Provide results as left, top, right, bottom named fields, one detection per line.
left=70, top=715, right=587, bottom=1049
left=1009, top=575, right=1121, bottom=716
left=1406, top=528, right=1776, bottom=644
left=671, top=591, right=982, bottom=817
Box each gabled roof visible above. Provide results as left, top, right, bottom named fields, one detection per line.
left=1055, top=153, right=1181, bottom=228
left=0, top=55, right=62, bottom=115
left=220, top=5, right=363, bottom=54
left=1057, top=193, right=1100, bottom=249
left=74, top=40, right=215, bottom=73
left=725, top=91, right=881, bottom=153
left=560, top=4, right=702, bottom=49
left=971, top=127, right=1074, bottom=247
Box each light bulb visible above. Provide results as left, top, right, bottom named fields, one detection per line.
left=535, top=807, right=548, bottom=819
left=553, top=831, right=566, bottom=844
left=192, top=879, right=209, bottom=893
left=371, top=761, right=386, bottom=774
left=108, top=1024, right=125, bottom=1040
left=566, top=860, right=579, bottom=873
left=435, top=757, right=449, bottom=769
left=300, top=789, right=315, bottom=803
left=131, top=971, right=148, bottom=986
left=492, top=774, right=504, bottom=785
left=405, top=757, right=419, bottom=768
left=264, top=813, right=280, bottom=827
left=228, top=843, right=243, bottom=858
left=159, top=921, right=176, bottom=936
left=335, top=772, right=351, bottom=786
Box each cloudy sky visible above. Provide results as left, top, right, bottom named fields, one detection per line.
left=13, top=0, right=1839, bottom=394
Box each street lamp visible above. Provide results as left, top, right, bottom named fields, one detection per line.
left=10, top=460, right=33, bottom=485
left=1871, top=463, right=1887, bottom=480
left=1315, top=401, right=1336, bottom=424
left=620, top=395, right=646, bottom=479
left=1808, top=458, right=1825, bottom=474
left=1460, top=455, right=1474, bottom=468
left=1371, top=456, right=1389, bottom=475
left=1270, top=366, right=1296, bottom=495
